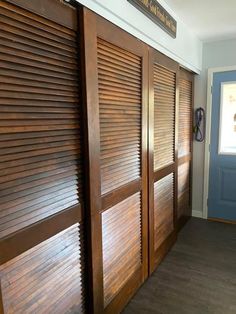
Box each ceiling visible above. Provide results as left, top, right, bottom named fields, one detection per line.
left=164, top=0, right=236, bottom=42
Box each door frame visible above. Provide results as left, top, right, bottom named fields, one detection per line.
left=203, top=65, right=236, bottom=219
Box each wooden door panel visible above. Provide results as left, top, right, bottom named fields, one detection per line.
left=0, top=223, right=85, bottom=314
left=178, top=161, right=191, bottom=219
left=98, top=30, right=147, bottom=312
left=154, top=173, right=174, bottom=251
left=0, top=0, right=81, bottom=238
left=153, top=64, right=175, bottom=171
left=2, top=0, right=77, bottom=29
left=102, top=192, right=142, bottom=307
left=98, top=38, right=142, bottom=196
left=177, top=68, right=194, bottom=229
left=0, top=1, right=85, bottom=313
left=82, top=9, right=148, bottom=313
left=178, top=77, right=193, bottom=158
left=149, top=50, right=178, bottom=273
left=98, top=34, right=147, bottom=311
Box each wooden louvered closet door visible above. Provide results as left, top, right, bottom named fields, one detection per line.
left=0, top=1, right=86, bottom=313
left=148, top=50, right=179, bottom=273
left=177, top=68, right=194, bottom=229
left=82, top=9, right=148, bottom=314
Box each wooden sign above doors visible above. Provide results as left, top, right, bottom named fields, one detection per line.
left=127, top=0, right=177, bottom=38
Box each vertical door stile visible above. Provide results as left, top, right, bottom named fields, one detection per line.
left=0, top=286, right=3, bottom=314
left=148, top=48, right=155, bottom=271
left=174, top=68, right=180, bottom=229
left=141, top=42, right=149, bottom=282
left=80, top=8, right=104, bottom=314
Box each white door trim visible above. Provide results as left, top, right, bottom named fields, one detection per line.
left=203, top=65, right=236, bottom=219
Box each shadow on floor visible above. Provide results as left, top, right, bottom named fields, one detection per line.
left=123, top=218, right=236, bottom=314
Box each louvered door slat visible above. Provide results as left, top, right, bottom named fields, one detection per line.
left=178, top=78, right=193, bottom=157
left=102, top=193, right=142, bottom=307
left=83, top=12, right=148, bottom=312
left=177, top=69, right=193, bottom=228
left=0, top=224, right=85, bottom=314
left=154, top=174, right=174, bottom=251
left=149, top=50, right=178, bottom=273
left=98, top=38, right=142, bottom=196
left=98, top=37, right=144, bottom=306
left=0, top=1, right=85, bottom=313
left=178, top=162, right=191, bottom=219
left=153, top=64, right=176, bottom=171
left=0, top=2, right=81, bottom=238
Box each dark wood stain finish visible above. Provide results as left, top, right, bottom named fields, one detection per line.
left=80, top=8, right=104, bottom=313
left=0, top=224, right=85, bottom=313
left=82, top=9, right=149, bottom=313
left=0, top=286, right=3, bottom=314
left=0, top=1, right=195, bottom=313
left=149, top=49, right=179, bottom=274
left=0, top=205, right=81, bottom=265
left=154, top=174, right=174, bottom=251
left=177, top=68, right=194, bottom=230
left=0, top=0, right=86, bottom=312
left=102, top=193, right=142, bottom=307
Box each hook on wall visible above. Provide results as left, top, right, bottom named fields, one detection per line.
left=194, top=107, right=205, bottom=142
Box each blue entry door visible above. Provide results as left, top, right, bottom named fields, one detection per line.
left=208, top=71, right=236, bottom=222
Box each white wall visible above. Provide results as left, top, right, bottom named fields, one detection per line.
left=75, top=0, right=202, bottom=73
left=192, top=38, right=236, bottom=217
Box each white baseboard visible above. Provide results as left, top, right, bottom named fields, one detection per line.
left=192, top=210, right=204, bottom=219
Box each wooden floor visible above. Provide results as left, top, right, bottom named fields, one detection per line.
left=123, top=218, right=236, bottom=314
